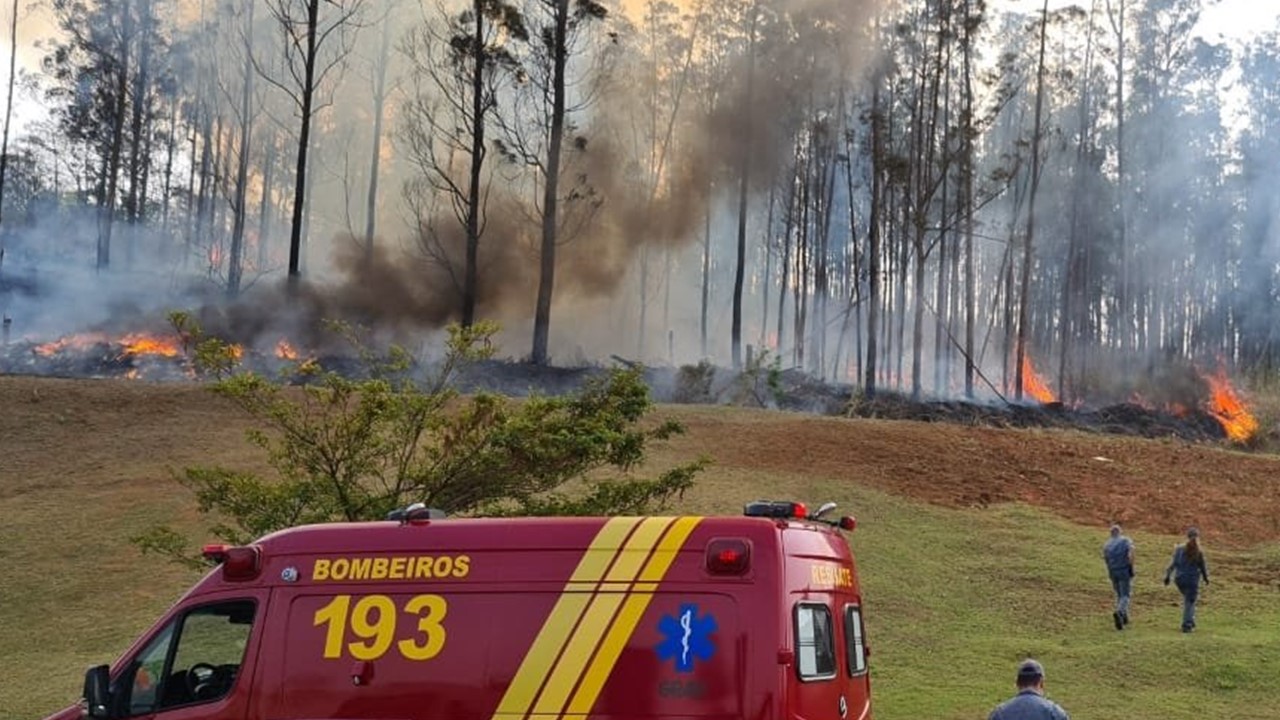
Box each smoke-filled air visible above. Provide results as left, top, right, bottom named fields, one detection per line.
left=1, top=0, right=1278, bottom=409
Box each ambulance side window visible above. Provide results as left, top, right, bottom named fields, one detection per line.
left=794, top=603, right=837, bottom=681
left=126, top=623, right=176, bottom=715
left=120, top=600, right=256, bottom=716
left=844, top=605, right=868, bottom=676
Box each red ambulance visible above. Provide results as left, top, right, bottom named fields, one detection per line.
left=44, top=500, right=871, bottom=720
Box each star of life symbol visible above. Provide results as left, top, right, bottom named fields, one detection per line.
left=657, top=603, right=717, bottom=673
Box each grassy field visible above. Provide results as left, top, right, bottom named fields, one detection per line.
left=3, top=376, right=1279, bottom=719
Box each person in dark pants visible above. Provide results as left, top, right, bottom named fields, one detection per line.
left=1164, top=527, right=1210, bottom=632
left=988, top=659, right=1069, bottom=720
left=1102, top=524, right=1135, bottom=630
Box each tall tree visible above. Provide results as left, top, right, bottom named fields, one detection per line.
left=402, top=0, right=527, bottom=327
left=0, top=0, right=19, bottom=239
left=729, top=0, right=759, bottom=370
left=1105, top=0, right=1130, bottom=354
left=362, top=3, right=396, bottom=263
left=1014, top=0, right=1049, bottom=401
left=499, top=0, right=607, bottom=364
left=226, top=0, right=259, bottom=296
left=259, top=0, right=365, bottom=291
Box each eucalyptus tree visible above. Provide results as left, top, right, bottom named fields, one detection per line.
left=225, top=0, right=262, bottom=295
left=0, top=0, right=21, bottom=235
left=44, top=0, right=137, bottom=268
left=401, top=0, right=528, bottom=326
left=497, top=0, right=609, bottom=364
left=257, top=0, right=367, bottom=291
left=1230, top=32, right=1280, bottom=367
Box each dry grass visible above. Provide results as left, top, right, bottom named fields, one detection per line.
left=3, top=375, right=1280, bottom=719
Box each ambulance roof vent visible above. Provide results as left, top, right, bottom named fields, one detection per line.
left=386, top=502, right=448, bottom=524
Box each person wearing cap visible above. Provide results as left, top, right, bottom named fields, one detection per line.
left=988, top=659, right=1069, bottom=720
left=1164, top=526, right=1210, bottom=632
left=1101, top=523, right=1135, bottom=630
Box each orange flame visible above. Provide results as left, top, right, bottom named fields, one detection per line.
left=33, top=331, right=185, bottom=359
left=119, top=333, right=182, bottom=358
left=1203, top=367, right=1258, bottom=444
left=276, top=339, right=298, bottom=360
left=1019, top=354, right=1057, bottom=403
left=33, top=332, right=109, bottom=356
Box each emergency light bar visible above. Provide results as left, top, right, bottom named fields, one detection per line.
left=744, top=500, right=808, bottom=519
left=744, top=500, right=857, bottom=532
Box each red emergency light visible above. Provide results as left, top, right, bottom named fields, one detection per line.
left=706, top=538, right=751, bottom=575
left=202, top=543, right=262, bottom=581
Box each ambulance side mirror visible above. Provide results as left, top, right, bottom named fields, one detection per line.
left=83, top=664, right=114, bottom=719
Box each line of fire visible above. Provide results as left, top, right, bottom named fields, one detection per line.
left=0, top=321, right=1259, bottom=447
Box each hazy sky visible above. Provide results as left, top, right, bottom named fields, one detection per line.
left=1188, top=0, right=1279, bottom=41
left=1, top=0, right=1277, bottom=136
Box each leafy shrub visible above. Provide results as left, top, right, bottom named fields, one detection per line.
left=135, top=318, right=707, bottom=567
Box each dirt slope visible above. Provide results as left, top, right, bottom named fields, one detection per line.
left=3, top=374, right=1279, bottom=548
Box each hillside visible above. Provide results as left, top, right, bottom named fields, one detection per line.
left=3, top=374, right=1280, bottom=719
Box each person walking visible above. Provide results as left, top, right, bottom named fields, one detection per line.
left=988, top=659, right=1070, bottom=720
left=1164, top=526, right=1210, bottom=633
left=1102, top=524, right=1135, bottom=630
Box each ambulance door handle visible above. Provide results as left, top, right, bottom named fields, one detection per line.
left=776, top=648, right=794, bottom=666
left=351, top=660, right=374, bottom=686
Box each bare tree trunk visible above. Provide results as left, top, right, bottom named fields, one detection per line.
left=1015, top=0, right=1050, bottom=401
left=865, top=82, right=883, bottom=396
left=962, top=0, right=976, bottom=398
left=1059, top=0, right=1098, bottom=400
left=638, top=246, right=650, bottom=358
left=184, top=122, right=201, bottom=268
left=844, top=121, right=862, bottom=384
left=99, top=0, right=133, bottom=270
left=139, top=103, right=154, bottom=224
left=364, top=8, right=392, bottom=267
left=258, top=134, right=277, bottom=269
left=126, top=0, right=153, bottom=237
left=700, top=178, right=711, bottom=358
left=530, top=0, right=570, bottom=365
left=795, top=149, right=810, bottom=369
left=760, top=183, right=776, bottom=348
left=814, top=136, right=837, bottom=377
left=285, top=0, right=322, bottom=292
left=730, top=2, right=760, bottom=370
left=160, top=100, right=178, bottom=234
left=662, top=247, right=672, bottom=356
left=934, top=39, right=952, bottom=396
left=777, top=162, right=797, bottom=356
left=210, top=118, right=228, bottom=269
left=227, top=0, right=256, bottom=296
left=1107, top=0, right=1128, bottom=354
left=0, top=0, right=18, bottom=234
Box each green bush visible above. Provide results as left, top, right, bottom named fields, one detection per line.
left=135, top=317, right=707, bottom=566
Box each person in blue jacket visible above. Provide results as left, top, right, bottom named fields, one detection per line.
left=1101, top=524, right=1135, bottom=630
left=1164, top=527, right=1210, bottom=632
left=988, top=659, right=1069, bottom=720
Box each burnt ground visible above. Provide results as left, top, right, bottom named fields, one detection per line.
left=2, top=372, right=1279, bottom=553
